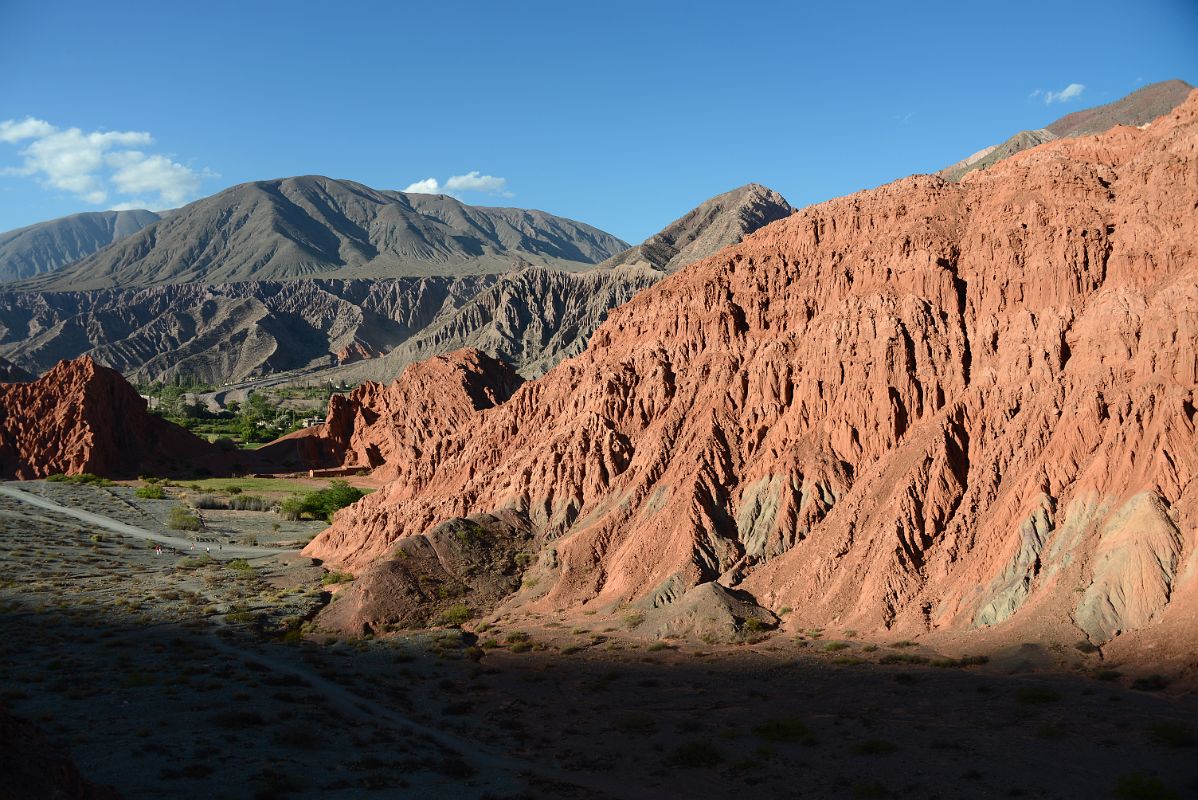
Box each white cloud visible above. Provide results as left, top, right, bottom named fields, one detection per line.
left=107, top=151, right=202, bottom=205
left=403, top=171, right=511, bottom=198
left=0, top=116, right=211, bottom=208
left=444, top=171, right=507, bottom=194
left=1043, top=83, right=1085, bottom=105
left=403, top=177, right=441, bottom=194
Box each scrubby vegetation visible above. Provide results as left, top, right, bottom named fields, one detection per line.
left=280, top=480, right=365, bottom=521
left=134, top=484, right=166, bottom=499
left=167, top=506, right=202, bottom=531
left=138, top=381, right=349, bottom=447
left=45, top=473, right=112, bottom=487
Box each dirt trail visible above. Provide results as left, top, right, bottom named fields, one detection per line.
left=0, top=484, right=293, bottom=559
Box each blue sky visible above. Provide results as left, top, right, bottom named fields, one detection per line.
left=1, top=0, right=1195, bottom=243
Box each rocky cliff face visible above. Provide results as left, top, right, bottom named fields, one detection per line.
left=257, top=349, right=523, bottom=479
left=0, top=356, right=236, bottom=479
left=306, top=92, right=1198, bottom=660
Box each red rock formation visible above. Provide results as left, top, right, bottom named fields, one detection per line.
left=259, top=348, right=523, bottom=481
left=0, top=356, right=235, bottom=479
left=306, top=92, right=1198, bottom=656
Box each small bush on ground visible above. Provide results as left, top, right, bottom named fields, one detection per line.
left=168, top=506, right=202, bottom=531
left=191, top=494, right=228, bottom=510
left=320, top=571, right=354, bottom=586
left=754, top=717, right=816, bottom=745
left=135, top=484, right=166, bottom=499
left=438, top=604, right=472, bottom=627
left=666, top=740, right=724, bottom=768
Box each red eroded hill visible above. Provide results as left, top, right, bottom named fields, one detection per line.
left=306, top=93, right=1198, bottom=662
left=257, top=348, right=523, bottom=480
left=0, top=356, right=236, bottom=479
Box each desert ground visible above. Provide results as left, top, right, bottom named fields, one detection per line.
left=0, top=479, right=1195, bottom=799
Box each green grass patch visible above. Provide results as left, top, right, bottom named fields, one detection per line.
left=753, top=717, right=816, bottom=745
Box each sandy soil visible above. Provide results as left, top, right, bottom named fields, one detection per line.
left=1, top=480, right=1195, bottom=799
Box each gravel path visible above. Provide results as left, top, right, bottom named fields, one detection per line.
left=0, top=484, right=293, bottom=559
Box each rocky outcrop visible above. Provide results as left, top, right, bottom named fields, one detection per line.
left=0, top=704, right=121, bottom=799
left=306, top=92, right=1198, bottom=657
left=317, top=512, right=535, bottom=634
left=258, top=349, right=523, bottom=479
left=0, top=356, right=238, bottom=479
left=20, top=176, right=627, bottom=291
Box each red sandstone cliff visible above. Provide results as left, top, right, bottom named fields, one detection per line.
left=0, top=357, right=235, bottom=479
left=306, top=93, right=1198, bottom=659
left=258, top=348, right=523, bottom=481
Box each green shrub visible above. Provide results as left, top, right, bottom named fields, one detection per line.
left=743, top=617, right=770, bottom=633
left=229, top=495, right=269, bottom=511
left=1131, top=674, right=1170, bottom=692
left=438, top=604, right=472, bottom=627
left=1014, top=687, right=1062, bottom=705
left=320, top=571, right=354, bottom=586
left=135, top=484, right=166, bottom=499
left=613, top=712, right=657, bottom=734
left=666, top=740, right=724, bottom=768
left=824, top=641, right=850, bottom=652
left=46, top=472, right=111, bottom=486
left=226, top=486, right=243, bottom=495
left=1146, top=720, right=1196, bottom=748
left=1113, top=772, right=1181, bottom=800
left=168, top=506, right=202, bottom=531
left=754, top=717, right=816, bottom=745
left=851, top=739, right=897, bottom=755
left=191, top=494, right=228, bottom=510
left=280, top=480, right=365, bottom=521
left=226, top=559, right=253, bottom=573
left=623, top=611, right=645, bottom=629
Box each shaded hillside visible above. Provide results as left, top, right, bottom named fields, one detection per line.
left=306, top=92, right=1198, bottom=671
left=21, top=176, right=628, bottom=291
left=0, top=277, right=497, bottom=383
left=0, top=209, right=159, bottom=283
left=938, top=78, right=1192, bottom=181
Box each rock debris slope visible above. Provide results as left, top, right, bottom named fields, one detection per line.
left=307, top=92, right=1198, bottom=660
left=0, top=356, right=236, bottom=479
